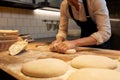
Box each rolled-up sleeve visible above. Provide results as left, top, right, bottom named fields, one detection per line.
left=90, top=0, right=111, bottom=45
left=56, top=1, right=69, bottom=40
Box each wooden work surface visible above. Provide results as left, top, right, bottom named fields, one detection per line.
left=1, top=41, right=120, bottom=80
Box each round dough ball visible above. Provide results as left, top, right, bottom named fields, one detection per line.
left=70, top=55, right=117, bottom=69
left=67, top=68, right=120, bottom=80
left=21, top=58, right=68, bottom=78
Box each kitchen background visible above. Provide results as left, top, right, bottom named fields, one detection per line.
left=0, top=0, right=120, bottom=50
left=0, top=0, right=80, bottom=39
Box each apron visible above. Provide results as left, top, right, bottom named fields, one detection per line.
left=68, top=0, right=111, bottom=49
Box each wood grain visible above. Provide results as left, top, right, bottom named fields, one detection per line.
left=1, top=42, right=120, bottom=80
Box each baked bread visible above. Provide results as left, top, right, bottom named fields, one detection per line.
left=0, top=30, right=18, bottom=40
left=9, top=40, right=28, bottom=56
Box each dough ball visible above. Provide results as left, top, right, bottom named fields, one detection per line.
left=65, top=49, right=76, bottom=54
left=70, top=55, right=117, bottom=69
left=21, top=58, right=68, bottom=78
left=67, top=68, right=120, bottom=80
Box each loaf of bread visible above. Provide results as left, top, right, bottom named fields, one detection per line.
left=0, top=30, right=19, bottom=51
left=9, top=40, right=28, bottom=56
left=0, top=30, right=18, bottom=35
left=0, top=30, right=18, bottom=40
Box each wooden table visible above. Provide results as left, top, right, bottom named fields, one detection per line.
left=1, top=41, right=120, bottom=80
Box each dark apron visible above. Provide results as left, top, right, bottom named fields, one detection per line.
left=68, top=0, right=111, bottom=49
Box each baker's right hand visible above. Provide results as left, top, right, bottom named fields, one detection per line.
left=49, top=39, right=62, bottom=52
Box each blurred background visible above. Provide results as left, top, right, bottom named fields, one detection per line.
left=0, top=0, right=120, bottom=50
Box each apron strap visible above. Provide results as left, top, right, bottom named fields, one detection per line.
left=83, top=0, right=89, bottom=16
left=68, top=0, right=89, bottom=21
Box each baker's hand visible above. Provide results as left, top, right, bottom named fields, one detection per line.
left=56, top=40, right=76, bottom=53
left=49, top=39, right=62, bottom=52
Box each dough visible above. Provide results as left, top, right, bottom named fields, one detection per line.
left=65, top=49, right=76, bottom=54
left=67, top=68, right=120, bottom=80
left=70, top=55, right=117, bottom=69
left=21, top=58, right=68, bottom=78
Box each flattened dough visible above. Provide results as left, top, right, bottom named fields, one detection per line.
left=70, top=55, right=117, bottom=69
left=67, top=68, right=120, bottom=80
left=21, top=58, right=68, bottom=78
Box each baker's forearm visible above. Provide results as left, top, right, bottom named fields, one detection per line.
left=56, top=36, right=65, bottom=41
left=56, top=31, right=67, bottom=41
left=71, top=36, right=97, bottom=47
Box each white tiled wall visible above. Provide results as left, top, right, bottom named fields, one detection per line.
left=0, top=6, right=80, bottom=39
left=19, top=0, right=33, bottom=3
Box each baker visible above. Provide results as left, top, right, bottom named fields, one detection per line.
left=50, top=0, right=111, bottom=53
